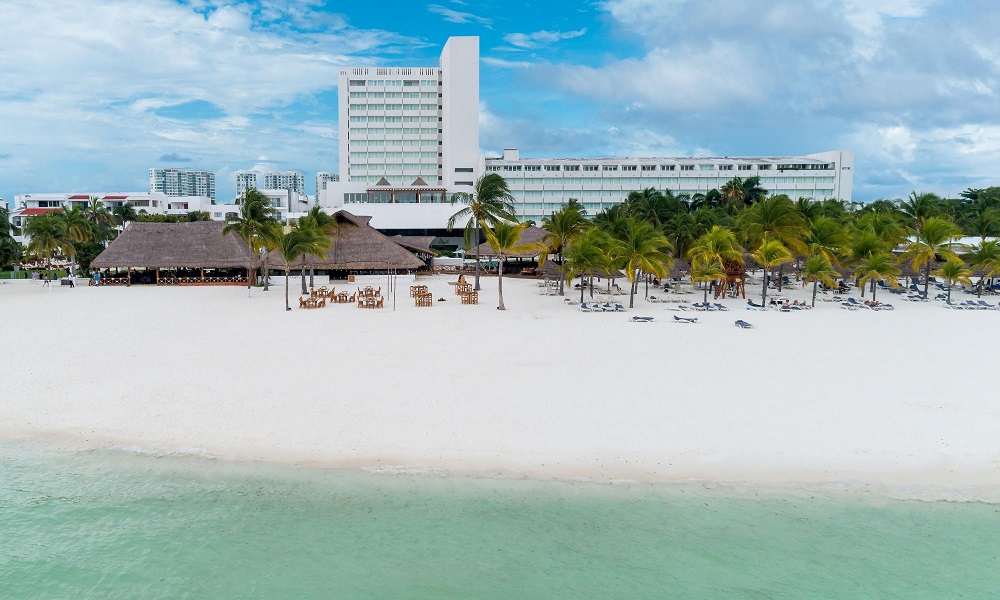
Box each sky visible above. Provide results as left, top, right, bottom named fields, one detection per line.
left=2, top=0, right=1000, bottom=207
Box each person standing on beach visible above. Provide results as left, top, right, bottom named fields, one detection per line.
left=42, top=275, right=50, bottom=288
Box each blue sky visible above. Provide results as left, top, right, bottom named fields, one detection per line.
left=2, top=0, right=1000, bottom=207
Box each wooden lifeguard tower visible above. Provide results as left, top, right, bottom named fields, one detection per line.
left=715, top=259, right=746, bottom=299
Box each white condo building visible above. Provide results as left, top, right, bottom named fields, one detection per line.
left=264, top=171, right=305, bottom=194
left=319, top=36, right=480, bottom=230
left=150, top=168, right=216, bottom=200
left=488, top=149, right=854, bottom=223
left=235, top=171, right=258, bottom=199
left=316, top=172, right=340, bottom=195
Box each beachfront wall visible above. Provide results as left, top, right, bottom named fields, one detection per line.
left=91, top=221, right=256, bottom=285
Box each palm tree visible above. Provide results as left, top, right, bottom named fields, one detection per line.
left=83, top=197, right=117, bottom=243
left=482, top=221, right=532, bottom=310
left=751, top=239, right=793, bottom=306
left=563, top=229, right=612, bottom=303
left=448, top=173, right=517, bottom=291
left=0, top=204, right=14, bottom=239
left=689, top=259, right=727, bottom=303
left=899, top=192, right=941, bottom=232
left=610, top=219, right=672, bottom=308
left=964, top=240, right=1000, bottom=297
left=0, top=236, right=22, bottom=269
left=275, top=221, right=331, bottom=311
left=539, top=202, right=590, bottom=295
left=803, top=216, right=848, bottom=268
left=800, top=254, right=840, bottom=306
left=223, top=189, right=276, bottom=293
left=932, top=258, right=972, bottom=302
left=24, top=213, right=69, bottom=279
left=113, top=203, right=138, bottom=227
left=687, top=225, right=743, bottom=269
left=737, top=195, right=807, bottom=292
left=304, top=206, right=339, bottom=290
left=62, top=205, right=94, bottom=278
left=902, top=216, right=962, bottom=299
left=855, top=251, right=901, bottom=301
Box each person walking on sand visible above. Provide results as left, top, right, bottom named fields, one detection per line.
left=42, top=275, right=50, bottom=288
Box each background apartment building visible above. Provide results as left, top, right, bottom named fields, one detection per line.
left=263, top=171, right=305, bottom=194
left=150, top=168, right=216, bottom=201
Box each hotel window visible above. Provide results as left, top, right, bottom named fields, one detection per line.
left=641, top=165, right=656, bottom=171
left=719, top=165, right=733, bottom=171
left=602, top=165, right=618, bottom=171
left=758, top=164, right=772, bottom=170
left=403, top=92, right=420, bottom=98
left=349, top=80, right=365, bottom=86
left=661, top=165, right=676, bottom=171
left=738, top=165, right=753, bottom=170
left=564, top=165, right=580, bottom=171
left=544, top=165, right=561, bottom=171
left=622, top=165, right=637, bottom=171
left=699, top=164, right=714, bottom=171
left=486, top=166, right=500, bottom=172
left=525, top=165, right=541, bottom=171
left=583, top=165, right=598, bottom=171
left=680, top=165, right=694, bottom=171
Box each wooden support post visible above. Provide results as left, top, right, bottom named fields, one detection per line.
left=200, top=267, right=205, bottom=282
left=126, top=267, right=131, bottom=287
left=156, top=268, right=160, bottom=285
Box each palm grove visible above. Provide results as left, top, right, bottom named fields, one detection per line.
left=477, top=175, right=1000, bottom=309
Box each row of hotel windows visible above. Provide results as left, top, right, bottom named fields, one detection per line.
left=350, top=152, right=440, bottom=159
left=351, top=139, right=440, bottom=147
left=349, top=116, right=439, bottom=123
left=344, top=191, right=447, bottom=204
left=349, top=79, right=440, bottom=87
left=351, top=164, right=439, bottom=172
left=503, top=176, right=837, bottom=186
left=487, top=163, right=834, bottom=173
left=349, top=92, right=439, bottom=99
left=347, top=175, right=443, bottom=185
left=349, top=104, right=441, bottom=112
left=349, top=128, right=441, bottom=135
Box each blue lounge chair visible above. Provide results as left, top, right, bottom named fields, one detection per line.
left=943, top=299, right=963, bottom=309
left=712, top=303, right=729, bottom=311
left=734, top=319, right=753, bottom=329
left=579, top=302, right=594, bottom=312
left=673, top=315, right=698, bottom=324
left=631, top=315, right=654, bottom=323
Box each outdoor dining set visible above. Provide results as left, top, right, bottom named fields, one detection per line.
left=300, top=285, right=384, bottom=309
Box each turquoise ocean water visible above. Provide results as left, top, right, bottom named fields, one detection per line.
left=2, top=441, right=998, bottom=599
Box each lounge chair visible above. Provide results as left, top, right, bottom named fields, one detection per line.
left=579, top=303, right=594, bottom=312
left=646, top=295, right=661, bottom=303
left=734, top=319, right=754, bottom=329
left=673, top=315, right=698, bottom=324
left=840, top=302, right=859, bottom=311
left=943, top=299, right=963, bottom=309
left=630, top=315, right=654, bottom=323
left=613, top=303, right=626, bottom=312
left=712, top=303, right=729, bottom=311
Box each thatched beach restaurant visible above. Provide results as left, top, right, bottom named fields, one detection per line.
left=91, top=221, right=256, bottom=286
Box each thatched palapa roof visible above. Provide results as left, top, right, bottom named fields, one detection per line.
left=470, top=225, right=547, bottom=258
left=92, top=221, right=257, bottom=269
left=269, top=210, right=424, bottom=271
left=390, top=235, right=438, bottom=257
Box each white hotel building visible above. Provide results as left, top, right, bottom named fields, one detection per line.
left=320, top=36, right=854, bottom=232
left=489, top=149, right=853, bottom=223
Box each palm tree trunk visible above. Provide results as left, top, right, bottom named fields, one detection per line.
left=309, top=268, right=315, bottom=288
left=872, top=285, right=877, bottom=301
left=924, top=261, right=931, bottom=298
left=777, top=264, right=784, bottom=292
left=247, top=241, right=254, bottom=291
left=812, top=281, right=817, bottom=307
left=473, top=217, right=482, bottom=291
left=70, top=254, right=77, bottom=279
left=262, top=256, right=270, bottom=291
left=300, top=257, right=307, bottom=295
left=761, top=275, right=767, bottom=307
left=580, top=278, right=585, bottom=303
left=558, top=250, right=565, bottom=296
left=947, top=283, right=952, bottom=302
left=703, top=285, right=708, bottom=303
left=628, top=276, right=636, bottom=308
left=284, top=265, right=291, bottom=311
left=497, top=257, right=505, bottom=310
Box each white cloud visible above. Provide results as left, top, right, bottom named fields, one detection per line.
left=503, top=28, right=587, bottom=50
left=427, top=4, right=492, bottom=26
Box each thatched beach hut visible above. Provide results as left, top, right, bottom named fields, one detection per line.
left=270, top=211, right=424, bottom=277
left=91, top=221, right=257, bottom=286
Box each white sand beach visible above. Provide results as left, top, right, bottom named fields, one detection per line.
left=1, top=275, right=998, bottom=497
